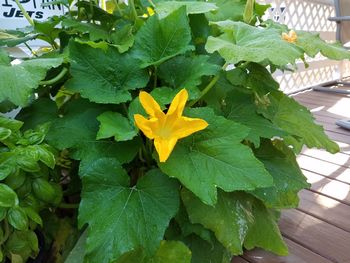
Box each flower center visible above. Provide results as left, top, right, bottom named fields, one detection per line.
left=157, top=126, right=172, bottom=139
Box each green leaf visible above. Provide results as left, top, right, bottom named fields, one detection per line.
left=65, top=229, right=88, bottom=263
left=73, top=139, right=141, bottom=175
left=62, top=18, right=109, bottom=41
left=0, top=48, right=10, bottom=65
left=32, top=178, right=59, bottom=203
left=49, top=99, right=140, bottom=170
left=5, top=230, right=38, bottom=261
left=223, top=91, right=287, bottom=147
left=0, top=127, right=11, bottom=140
left=5, top=169, right=26, bottom=190
left=182, top=189, right=288, bottom=256
left=184, top=234, right=231, bottom=263
left=110, top=24, right=135, bottom=53
left=182, top=189, right=251, bottom=255
left=296, top=31, right=350, bottom=60
left=0, top=207, right=6, bottom=221
left=158, top=108, right=272, bottom=205
left=66, top=42, right=149, bottom=104
left=0, top=116, right=23, bottom=131
left=97, top=111, right=137, bottom=141
left=251, top=140, right=309, bottom=208
left=244, top=199, right=288, bottom=255
left=16, top=98, right=58, bottom=130
left=8, top=206, right=28, bottom=231
left=158, top=55, right=220, bottom=97
left=265, top=91, right=339, bottom=153
left=206, top=0, right=246, bottom=22
left=206, top=21, right=303, bottom=67
left=0, top=30, right=39, bottom=47
left=226, top=63, right=279, bottom=93
left=0, top=184, right=18, bottom=207
left=133, top=6, right=193, bottom=67
left=116, top=241, right=191, bottom=263
left=155, top=1, right=217, bottom=19
left=22, top=207, right=43, bottom=226
left=79, top=159, right=180, bottom=263
left=0, top=152, right=18, bottom=181
left=150, top=240, right=191, bottom=263
left=46, top=99, right=106, bottom=150
left=243, top=0, right=255, bottom=23
left=0, top=57, right=63, bottom=106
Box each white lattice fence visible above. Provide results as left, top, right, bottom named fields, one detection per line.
left=259, top=0, right=350, bottom=93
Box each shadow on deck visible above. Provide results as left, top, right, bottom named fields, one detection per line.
left=233, top=88, right=350, bottom=263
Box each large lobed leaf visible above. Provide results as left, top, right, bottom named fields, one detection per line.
left=46, top=99, right=139, bottom=174
left=296, top=31, right=350, bottom=60
left=0, top=52, right=63, bottom=107
left=206, top=21, right=303, bottom=67
left=223, top=91, right=287, bottom=147
left=251, top=140, right=310, bottom=208
left=182, top=189, right=288, bottom=256
left=158, top=55, right=220, bottom=97
left=133, top=6, right=193, bottom=67
left=155, top=1, right=217, bottom=19
left=262, top=91, right=339, bottom=153
left=79, top=159, right=180, bottom=263
left=158, top=107, right=273, bottom=206
left=66, top=41, right=149, bottom=104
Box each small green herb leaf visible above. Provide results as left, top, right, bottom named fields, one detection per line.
left=0, top=184, right=19, bottom=207
left=8, top=206, right=28, bottom=230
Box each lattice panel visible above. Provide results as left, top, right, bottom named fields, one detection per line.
left=260, top=0, right=336, bottom=32
left=257, top=0, right=350, bottom=93
left=276, top=65, right=340, bottom=93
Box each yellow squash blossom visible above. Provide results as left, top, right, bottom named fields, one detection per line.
left=134, top=89, right=208, bottom=162
left=282, top=30, right=297, bottom=43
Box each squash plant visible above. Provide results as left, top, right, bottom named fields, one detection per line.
left=1, top=0, right=349, bottom=262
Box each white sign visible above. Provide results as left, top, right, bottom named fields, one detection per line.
left=0, top=0, right=65, bottom=30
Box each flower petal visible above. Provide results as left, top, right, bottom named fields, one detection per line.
left=139, top=91, right=164, bottom=118
left=167, top=89, right=188, bottom=116
left=134, top=114, right=157, bottom=139
left=154, top=137, right=178, bottom=162
left=172, top=116, right=208, bottom=139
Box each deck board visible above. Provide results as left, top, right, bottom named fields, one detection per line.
left=302, top=169, right=350, bottom=205
left=297, top=154, right=350, bottom=184
left=280, top=210, right=350, bottom=263
left=233, top=89, right=350, bottom=262
left=242, top=238, right=332, bottom=263
left=298, top=190, right=350, bottom=232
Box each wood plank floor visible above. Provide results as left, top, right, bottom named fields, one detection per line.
left=233, top=88, right=350, bottom=263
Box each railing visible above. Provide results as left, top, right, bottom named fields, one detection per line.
left=260, top=0, right=350, bottom=93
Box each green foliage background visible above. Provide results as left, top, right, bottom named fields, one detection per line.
left=0, top=0, right=349, bottom=262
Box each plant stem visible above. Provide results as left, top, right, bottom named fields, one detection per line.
left=14, top=0, right=34, bottom=26
left=147, top=0, right=155, bottom=8
left=58, top=203, right=79, bottom=209
left=129, top=0, right=138, bottom=21
left=113, top=0, right=123, bottom=16
left=188, top=63, right=229, bottom=107
left=153, top=66, right=158, bottom=88
left=189, top=75, right=220, bottom=107
left=24, top=43, right=38, bottom=57
left=40, top=68, right=68, bottom=86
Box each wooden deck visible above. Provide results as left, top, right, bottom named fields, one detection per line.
left=234, top=88, right=350, bottom=263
